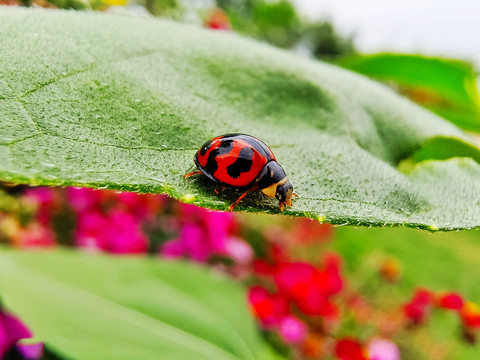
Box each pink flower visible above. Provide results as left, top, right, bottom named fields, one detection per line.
left=279, top=316, right=307, bottom=344
left=224, top=237, right=253, bottom=265
left=367, top=338, right=400, bottom=360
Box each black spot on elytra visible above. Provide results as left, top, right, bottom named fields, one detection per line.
left=227, top=146, right=253, bottom=179
left=205, top=148, right=220, bottom=175
left=204, top=139, right=234, bottom=176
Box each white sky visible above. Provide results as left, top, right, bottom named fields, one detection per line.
left=292, top=0, right=480, bottom=66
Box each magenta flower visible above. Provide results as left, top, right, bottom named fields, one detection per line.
left=66, top=187, right=104, bottom=213
left=23, top=187, right=58, bottom=226
left=367, top=338, right=400, bottom=360
left=160, top=204, right=251, bottom=264
left=23, top=188, right=56, bottom=209
left=74, top=210, right=108, bottom=251
left=75, top=210, right=148, bottom=254
left=0, top=310, right=42, bottom=359
left=103, top=211, right=148, bottom=254
left=161, top=238, right=187, bottom=259
left=183, top=224, right=211, bottom=262
left=16, top=343, right=45, bottom=360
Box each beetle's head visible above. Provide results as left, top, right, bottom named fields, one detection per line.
left=276, top=181, right=294, bottom=211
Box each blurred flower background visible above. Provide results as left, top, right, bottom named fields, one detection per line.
left=1, top=0, right=480, bottom=359
left=1, top=185, right=480, bottom=360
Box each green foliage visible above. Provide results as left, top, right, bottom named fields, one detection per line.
left=217, top=0, right=300, bottom=48
left=144, top=0, right=180, bottom=18
left=1, top=9, right=480, bottom=230
left=302, top=22, right=355, bottom=59
left=0, top=249, right=281, bottom=360
left=339, top=53, right=480, bottom=132
left=217, top=0, right=354, bottom=56
left=44, top=0, right=87, bottom=10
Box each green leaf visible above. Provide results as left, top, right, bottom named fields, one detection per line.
left=338, top=53, right=480, bottom=132
left=1, top=9, right=480, bottom=230
left=0, top=249, right=281, bottom=360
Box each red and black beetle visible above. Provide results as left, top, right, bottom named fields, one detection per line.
left=184, top=133, right=296, bottom=211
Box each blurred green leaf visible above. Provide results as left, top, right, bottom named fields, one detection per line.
left=339, top=53, right=480, bottom=132
left=1, top=9, right=480, bottom=230
left=302, top=22, right=355, bottom=59
left=0, top=249, right=281, bottom=360
left=219, top=0, right=300, bottom=48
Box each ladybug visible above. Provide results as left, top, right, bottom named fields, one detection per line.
left=184, top=133, right=296, bottom=211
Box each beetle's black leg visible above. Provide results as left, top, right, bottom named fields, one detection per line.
left=214, top=186, right=227, bottom=195
left=183, top=170, right=202, bottom=179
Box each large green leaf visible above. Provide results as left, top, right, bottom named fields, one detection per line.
left=1, top=9, right=480, bottom=230
left=338, top=53, right=480, bottom=132
left=0, top=249, right=281, bottom=360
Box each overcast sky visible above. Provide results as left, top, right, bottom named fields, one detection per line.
left=292, top=0, right=480, bottom=65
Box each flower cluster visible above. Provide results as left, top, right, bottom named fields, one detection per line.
left=403, top=288, right=480, bottom=342
left=250, top=251, right=337, bottom=354
left=160, top=203, right=253, bottom=267
left=0, top=188, right=56, bottom=248
left=66, top=188, right=164, bottom=254
left=2, top=185, right=480, bottom=359
left=248, top=250, right=402, bottom=360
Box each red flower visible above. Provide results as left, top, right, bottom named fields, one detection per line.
left=274, top=262, right=316, bottom=298
left=335, top=338, right=367, bottom=360
left=269, top=255, right=343, bottom=318
left=205, top=9, right=231, bottom=31
left=248, top=287, right=289, bottom=327
left=403, top=288, right=434, bottom=324
left=292, top=219, right=333, bottom=245
left=437, top=292, right=464, bottom=311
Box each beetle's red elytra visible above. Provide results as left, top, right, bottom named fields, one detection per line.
left=184, top=133, right=296, bottom=211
